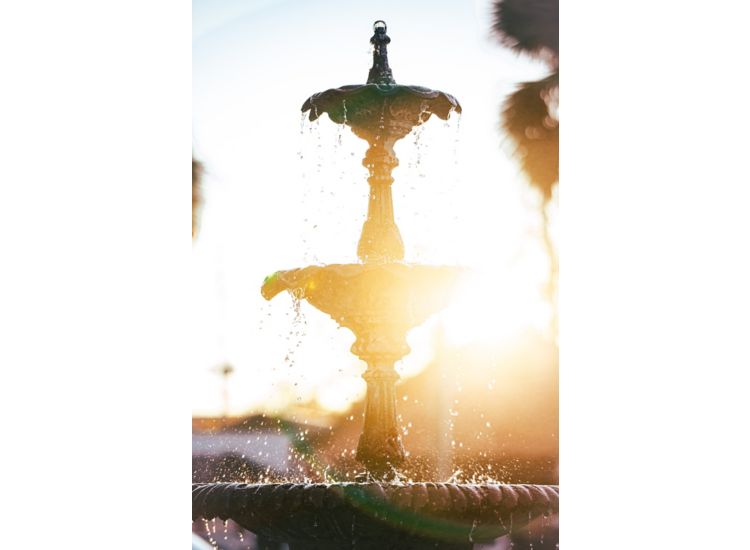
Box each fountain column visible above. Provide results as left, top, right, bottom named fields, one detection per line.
left=352, top=20, right=410, bottom=478
left=357, top=137, right=404, bottom=263
left=352, top=317, right=410, bottom=478
left=354, top=130, right=410, bottom=478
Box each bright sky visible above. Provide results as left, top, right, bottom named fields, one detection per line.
left=192, top=0, right=555, bottom=416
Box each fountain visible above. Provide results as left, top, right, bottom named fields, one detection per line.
left=193, top=21, right=558, bottom=549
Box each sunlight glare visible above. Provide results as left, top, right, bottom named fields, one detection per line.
left=440, top=267, right=552, bottom=348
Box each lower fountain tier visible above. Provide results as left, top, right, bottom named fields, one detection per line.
left=193, top=482, right=558, bottom=550
left=262, top=263, right=464, bottom=476
left=261, top=263, right=464, bottom=360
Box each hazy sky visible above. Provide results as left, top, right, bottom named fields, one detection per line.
left=192, top=0, right=554, bottom=416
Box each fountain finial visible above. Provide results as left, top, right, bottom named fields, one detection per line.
left=367, top=20, right=396, bottom=85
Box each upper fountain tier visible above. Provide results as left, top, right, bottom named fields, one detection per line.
left=300, top=21, right=462, bottom=263
left=301, top=20, right=461, bottom=144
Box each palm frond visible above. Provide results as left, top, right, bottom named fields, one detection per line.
left=502, top=73, right=559, bottom=201
left=491, top=0, right=559, bottom=63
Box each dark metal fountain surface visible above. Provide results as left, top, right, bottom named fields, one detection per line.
left=193, top=482, right=558, bottom=550
left=195, top=21, right=558, bottom=550
left=301, top=20, right=460, bottom=263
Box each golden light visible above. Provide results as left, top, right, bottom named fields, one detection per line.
left=440, top=265, right=552, bottom=349
left=316, top=376, right=366, bottom=413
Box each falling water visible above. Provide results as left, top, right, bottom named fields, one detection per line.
left=335, top=99, right=348, bottom=146
left=283, top=288, right=307, bottom=374
left=203, top=518, right=217, bottom=548
left=299, top=111, right=307, bottom=146
left=297, top=100, right=365, bottom=266
left=528, top=511, right=533, bottom=549
left=540, top=515, right=545, bottom=546
left=509, top=513, right=514, bottom=548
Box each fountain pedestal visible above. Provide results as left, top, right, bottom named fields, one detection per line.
left=262, top=262, right=463, bottom=479
left=356, top=355, right=404, bottom=477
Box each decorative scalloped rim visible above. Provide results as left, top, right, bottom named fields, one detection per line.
left=192, top=482, right=558, bottom=544
left=193, top=482, right=559, bottom=518
left=301, top=84, right=462, bottom=123
left=261, top=263, right=465, bottom=301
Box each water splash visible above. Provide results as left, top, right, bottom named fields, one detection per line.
left=281, top=290, right=308, bottom=379
left=413, top=104, right=429, bottom=178
left=202, top=518, right=218, bottom=548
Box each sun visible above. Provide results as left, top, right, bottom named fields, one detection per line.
left=440, top=265, right=552, bottom=349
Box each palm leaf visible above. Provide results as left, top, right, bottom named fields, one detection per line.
left=502, top=73, right=559, bottom=201
left=491, top=0, right=559, bottom=62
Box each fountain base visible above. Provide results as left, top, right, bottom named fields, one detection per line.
left=193, top=482, right=558, bottom=549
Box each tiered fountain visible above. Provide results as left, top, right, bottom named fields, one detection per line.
left=193, top=21, right=558, bottom=549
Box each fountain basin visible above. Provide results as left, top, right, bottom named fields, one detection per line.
left=303, top=84, right=460, bottom=142
left=193, top=482, right=558, bottom=549
left=262, top=263, right=463, bottom=341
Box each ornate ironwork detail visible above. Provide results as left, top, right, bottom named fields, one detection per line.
left=193, top=482, right=559, bottom=549
left=368, top=20, right=395, bottom=85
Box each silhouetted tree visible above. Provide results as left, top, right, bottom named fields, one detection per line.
left=492, top=0, right=558, bottom=60
left=493, top=0, right=559, bottom=325
left=502, top=73, right=558, bottom=202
